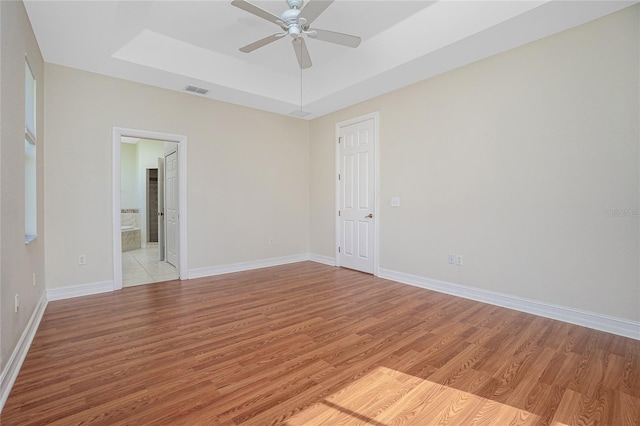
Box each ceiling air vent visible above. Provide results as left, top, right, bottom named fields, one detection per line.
left=184, top=85, right=209, bottom=95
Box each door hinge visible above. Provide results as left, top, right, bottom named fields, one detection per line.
left=338, top=173, right=341, bottom=181
left=338, top=210, right=341, bottom=217
left=338, top=137, right=342, bottom=144
left=338, top=246, right=341, bottom=253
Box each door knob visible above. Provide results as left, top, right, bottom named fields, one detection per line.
left=365, top=213, right=373, bottom=219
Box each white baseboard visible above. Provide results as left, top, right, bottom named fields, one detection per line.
left=4, top=262, right=635, bottom=416
left=42, top=262, right=637, bottom=339
left=309, top=254, right=336, bottom=266
left=47, top=255, right=318, bottom=301
left=47, top=280, right=115, bottom=301
left=0, top=293, right=48, bottom=412
left=188, top=254, right=310, bottom=279
left=378, top=268, right=640, bottom=340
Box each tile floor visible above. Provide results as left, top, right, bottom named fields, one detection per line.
left=122, top=243, right=179, bottom=287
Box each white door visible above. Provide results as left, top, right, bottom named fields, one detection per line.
left=339, top=117, right=375, bottom=273
left=165, top=150, right=179, bottom=268
left=157, top=157, right=165, bottom=261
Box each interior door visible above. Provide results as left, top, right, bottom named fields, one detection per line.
left=165, top=150, right=179, bottom=268
left=157, top=157, right=165, bottom=261
left=339, top=117, right=375, bottom=273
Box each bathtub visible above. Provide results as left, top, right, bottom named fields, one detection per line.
left=121, top=226, right=141, bottom=252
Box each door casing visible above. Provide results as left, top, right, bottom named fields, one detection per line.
left=335, top=112, right=380, bottom=275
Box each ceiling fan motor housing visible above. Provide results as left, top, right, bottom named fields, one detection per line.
left=280, top=6, right=304, bottom=38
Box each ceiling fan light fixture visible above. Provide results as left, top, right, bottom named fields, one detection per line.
left=232, top=0, right=361, bottom=69
left=289, top=25, right=302, bottom=38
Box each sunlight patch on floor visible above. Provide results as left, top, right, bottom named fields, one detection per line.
left=286, top=366, right=569, bottom=425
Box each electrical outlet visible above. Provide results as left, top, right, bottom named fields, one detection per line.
left=268, top=238, right=274, bottom=246
left=448, top=254, right=455, bottom=264
left=78, top=255, right=86, bottom=265
left=456, top=255, right=464, bottom=266
left=14, top=294, right=19, bottom=313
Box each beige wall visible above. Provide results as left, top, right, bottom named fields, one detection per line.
left=310, top=6, right=639, bottom=321
left=0, top=0, right=46, bottom=377
left=44, top=64, right=310, bottom=290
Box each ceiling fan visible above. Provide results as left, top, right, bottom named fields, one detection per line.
left=231, top=0, right=361, bottom=69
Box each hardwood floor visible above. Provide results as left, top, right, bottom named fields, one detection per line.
left=2, top=262, right=639, bottom=425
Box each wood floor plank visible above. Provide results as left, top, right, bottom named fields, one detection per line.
left=613, top=390, right=640, bottom=426
left=2, top=261, right=638, bottom=425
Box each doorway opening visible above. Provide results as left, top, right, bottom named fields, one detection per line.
left=113, top=128, right=188, bottom=290
left=120, top=138, right=178, bottom=286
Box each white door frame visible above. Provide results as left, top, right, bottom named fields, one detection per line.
left=335, top=112, right=380, bottom=275
left=112, top=127, right=188, bottom=290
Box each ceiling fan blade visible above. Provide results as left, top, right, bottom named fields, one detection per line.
left=292, top=38, right=312, bottom=69
left=298, top=0, right=333, bottom=28
left=240, top=33, right=285, bottom=53
left=309, top=28, right=361, bottom=48
left=231, top=0, right=281, bottom=26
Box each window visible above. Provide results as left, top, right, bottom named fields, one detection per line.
left=25, top=59, right=37, bottom=243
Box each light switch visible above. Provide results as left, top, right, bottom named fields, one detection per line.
left=391, top=197, right=400, bottom=207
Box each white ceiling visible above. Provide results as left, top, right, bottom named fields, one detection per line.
left=24, top=0, right=636, bottom=120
